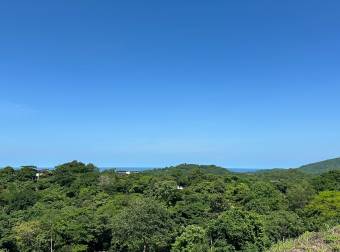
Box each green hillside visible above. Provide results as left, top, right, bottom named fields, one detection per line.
left=298, top=157, right=340, bottom=174
left=267, top=225, right=340, bottom=252
left=145, top=163, right=230, bottom=176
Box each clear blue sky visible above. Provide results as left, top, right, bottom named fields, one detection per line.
left=1, top=0, right=340, bottom=168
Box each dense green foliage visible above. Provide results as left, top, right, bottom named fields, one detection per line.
left=298, top=157, right=340, bottom=174
left=0, top=161, right=339, bottom=251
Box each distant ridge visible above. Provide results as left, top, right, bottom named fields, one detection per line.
left=298, top=157, right=340, bottom=174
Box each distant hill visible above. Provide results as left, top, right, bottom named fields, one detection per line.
left=298, top=157, right=340, bottom=174
left=145, top=163, right=230, bottom=176
left=254, top=168, right=312, bottom=182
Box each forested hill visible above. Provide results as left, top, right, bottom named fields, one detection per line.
left=298, top=157, right=340, bottom=174
left=145, top=163, right=230, bottom=176
left=0, top=161, right=339, bottom=251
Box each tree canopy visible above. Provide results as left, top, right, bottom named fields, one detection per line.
left=0, top=161, right=339, bottom=251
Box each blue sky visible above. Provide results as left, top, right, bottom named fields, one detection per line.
left=1, top=0, right=340, bottom=168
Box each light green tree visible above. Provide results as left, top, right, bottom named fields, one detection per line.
left=172, top=225, right=209, bottom=252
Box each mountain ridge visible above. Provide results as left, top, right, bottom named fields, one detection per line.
left=297, top=157, right=340, bottom=174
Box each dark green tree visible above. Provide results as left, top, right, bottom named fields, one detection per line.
left=208, top=208, right=269, bottom=251
left=111, top=198, right=174, bottom=252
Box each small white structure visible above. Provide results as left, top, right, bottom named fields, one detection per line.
left=176, top=185, right=184, bottom=190
left=116, top=170, right=140, bottom=175
left=35, top=169, right=51, bottom=180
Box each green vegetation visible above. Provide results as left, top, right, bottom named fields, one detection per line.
left=267, top=225, right=340, bottom=252
left=0, top=161, right=339, bottom=251
left=298, top=157, right=340, bottom=174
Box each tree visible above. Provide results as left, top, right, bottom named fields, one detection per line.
left=53, top=161, right=98, bottom=188
left=17, top=166, right=37, bottom=181
left=172, top=225, right=209, bottom=252
left=0, top=212, right=17, bottom=251
left=147, top=180, right=181, bottom=206
left=13, top=220, right=49, bottom=252
left=305, top=191, right=340, bottom=228
left=208, top=208, right=269, bottom=251
left=286, top=181, right=315, bottom=210
left=0, top=166, right=15, bottom=183
left=264, top=211, right=305, bottom=243
left=171, top=194, right=210, bottom=226
left=244, top=182, right=287, bottom=213
left=312, top=170, right=340, bottom=192
left=111, top=198, right=174, bottom=252
left=52, top=206, right=96, bottom=250
left=1, top=183, right=37, bottom=211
